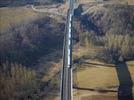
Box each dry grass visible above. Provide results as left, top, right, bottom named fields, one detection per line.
left=74, top=63, right=118, bottom=89
left=73, top=45, right=103, bottom=61
left=80, top=95, right=117, bottom=100
left=127, top=0, right=134, bottom=4
left=41, top=61, right=62, bottom=82
left=74, top=89, right=118, bottom=100
left=74, top=61, right=134, bottom=89
left=0, top=7, right=38, bottom=32
left=0, top=6, right=65, bottom=32
left=76, top=0, right=94, bottom=4
left=73, top=61, right=134, bottom=100
left=127, top=61, right=134, bottom=86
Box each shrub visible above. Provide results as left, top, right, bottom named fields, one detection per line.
left=79, top=31, right=96, bottom=47
left=0, top=17, right=64, bottom=66
left=0, top=63, right=39, bottom=100
left=104, top=34, right=134, bottom=62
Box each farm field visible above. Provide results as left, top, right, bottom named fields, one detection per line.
left=73, top=61, right=134, bottom=100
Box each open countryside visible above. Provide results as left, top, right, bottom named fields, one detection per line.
left=0, top=0, right=134, bottom=100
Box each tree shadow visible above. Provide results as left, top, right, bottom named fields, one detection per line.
left=115, top=62, right=133, bottom=100
left=80, top=15, right=103, bottom=35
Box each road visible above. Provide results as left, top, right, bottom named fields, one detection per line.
left=31, top=5, right=66, bottom=17
left=61, top=0, right=74, bottom=100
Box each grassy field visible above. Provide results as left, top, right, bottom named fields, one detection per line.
left=74, top=61, right=134, bottom=88
left=73, top=61, right=134, bottom=100
left=74, top=61, right=118, bottom=89
left=74, top=90, right=118, bottom=100
left=0, top=7, right=39, bottom=31
left=127, top=0, right=134, bottom=4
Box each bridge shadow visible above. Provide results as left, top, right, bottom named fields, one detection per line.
left=115, top=62, right=133, bottom=100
